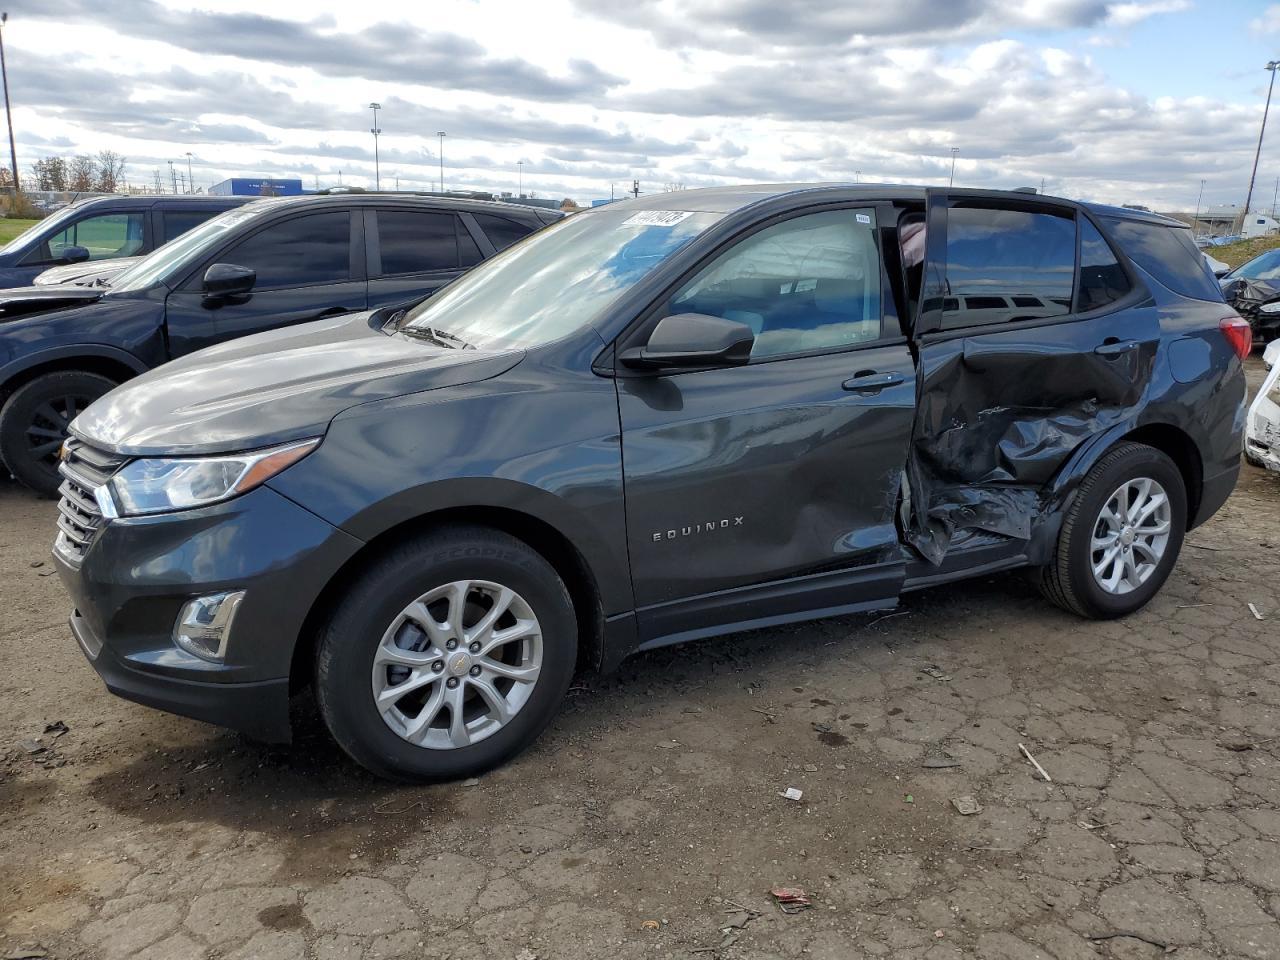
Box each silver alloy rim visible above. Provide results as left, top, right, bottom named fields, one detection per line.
left=371, top=580, right=542, bottom=750
left=1090, top=477, right=1172, bottom=596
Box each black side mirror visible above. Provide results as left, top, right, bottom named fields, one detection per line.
left=203, top=263, right=257, bottom=299
left=59, top=245, right=91, bottom=264
left=620, top=313, right=755, bottom=370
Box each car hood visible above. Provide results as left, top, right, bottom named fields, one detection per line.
left=0, top=284, right=105, bottom=321
left=70, top=311, right=524, bottom=456
left=33, top=256, right=141, bottom=287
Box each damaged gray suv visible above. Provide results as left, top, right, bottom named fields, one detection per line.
left=54, top=185, right=1248, bottom=781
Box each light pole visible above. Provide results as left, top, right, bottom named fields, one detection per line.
left=167, top=160, right=176, bottom=194
left=517, top=159, right=523, bottom=197
left=1193, top=179, right=1206, bottom=236
left=436, top=131, right=446, bottom=192
left=949, top=147, right=959, bottom=187
left=0, top=13, right=19, bottom=195
left=185, top=151, right=193, bottom=193
left=854, top=169, right=861, bottom=183
left=369, top=102, right=382, bottom=191
left=1244, top=61, right=1280, bottom=221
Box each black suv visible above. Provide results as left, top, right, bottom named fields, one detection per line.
left=53, top=185, right=1246, bottom=782
left=0, top=194, right=253, bottom=288
left=0, top=194, right=559, bottom=493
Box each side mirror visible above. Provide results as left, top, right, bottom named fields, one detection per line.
left=1213, top=267, right=1229, bottom=279
left=620, top=313, right=754, bottom=370
left=203, top=263, right=257, bottom=299
left=59, top=245, right=91, bottom=264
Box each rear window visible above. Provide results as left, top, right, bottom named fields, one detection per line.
left=1105, top=218, right=1222, bottom=302
left=161, top=209, right=223, bottom=245
left=472, top=213, right=536, bottom=252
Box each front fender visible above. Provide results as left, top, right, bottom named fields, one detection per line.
left=0, top=343, right=150, bottom=392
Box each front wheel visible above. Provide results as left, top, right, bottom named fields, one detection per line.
left=0, top=371, right=116, bottom=496
left=1039, top=442, right=1187, bottom=619
left=315, top=526, right=578, bottom=782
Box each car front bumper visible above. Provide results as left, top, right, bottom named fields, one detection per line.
left=1245, top=358, right=1280, bottom=474
left=54, top=484, right=363, bottom=742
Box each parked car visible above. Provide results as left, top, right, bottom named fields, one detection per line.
left=52, top=185, right=1246, bottom=781
left=1246, top=338, right=1280, bottom=472
left=1202, top=252, right=1229, bottom=277
left=0, top=195, right=256, bottom=289
left=1220, top=247, right=1280, bottom=344
left=33, top=256, right=142, bottom=287
left=0, top=194, right=560, bottom=494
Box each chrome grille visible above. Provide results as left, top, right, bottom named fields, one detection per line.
left=54, top=439, right=127, bottom=564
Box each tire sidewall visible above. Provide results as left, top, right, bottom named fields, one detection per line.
left=318, top=534, right=577, bottom=781
left=1067, top=447, right=1187, bottom=617
left=0, top=371, right=115, bottom=495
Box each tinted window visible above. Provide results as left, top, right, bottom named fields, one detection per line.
left=1234, top=248, right=1280, bottom=281
left=472, top=213, right=536, bottom=252
left=221, top=211, right=350, bottom=289
left=161, top=209, right=222, bottom=245
left=378, top=211, right=459, bottom=275
left=1106, top=218, right=1222, bottom=302
left=34, top=212, right=146, bottom=263
left=941, top=206, right=1075, bottom=329
left=1078, top=218, right=1130, bottom=312
left=669, top=209, right=882, bottom=360
left=458, top=220, right=483, bottom=267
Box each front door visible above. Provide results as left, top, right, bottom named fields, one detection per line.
left=617, top=207, right=917, bottom=640
left=905, top=190, right=1160, bottom=562
left=163, top=209, right=366, bottom=357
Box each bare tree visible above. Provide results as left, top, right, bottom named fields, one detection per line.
left=32, top=156, right=68, bottom=190
left=94, top=150, right=126, bottom=193
left=67, top=154, right=95, bottom=192
left=0, top=166, right=11, bottom=190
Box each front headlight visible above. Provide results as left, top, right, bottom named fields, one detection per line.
left=1259, top=302, right=1280, bottom=315
left=107, top=438, right=320, bottom=516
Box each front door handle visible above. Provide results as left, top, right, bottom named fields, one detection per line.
left=1094, top=339, right=1139, bottom=357
left=842, top=371, right=906, bottom=394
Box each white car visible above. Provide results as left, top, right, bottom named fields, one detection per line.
left=1246, top=339, right=1280, bottom=473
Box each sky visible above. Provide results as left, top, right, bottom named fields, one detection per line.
left=4, top=0, right=1280, bottom=211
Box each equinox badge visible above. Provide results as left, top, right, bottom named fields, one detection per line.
left=652, top=517, right=744, bottom=542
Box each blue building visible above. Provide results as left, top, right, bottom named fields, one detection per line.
left=210, top=177, right=304, bottom=197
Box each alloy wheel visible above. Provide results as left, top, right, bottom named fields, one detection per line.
left=1089, top=477, right=1172, bottom=595
left=25, top=394, right=90, bottom=467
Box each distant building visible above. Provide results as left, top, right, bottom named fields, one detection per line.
left=210, top=178, right=304, bottom=197
left=1243, top=213, right=1280, bottom=239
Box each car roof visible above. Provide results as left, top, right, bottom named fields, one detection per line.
left=65, top=194, right=254, bottom=211
left=242, top=193, right=558, bottom=221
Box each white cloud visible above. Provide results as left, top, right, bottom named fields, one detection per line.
left=1105, top=0, right=1191, bottom=29
left=1251, top=4, right=1280, bottom=34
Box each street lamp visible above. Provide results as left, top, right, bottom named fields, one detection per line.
left=949, top=147, right=959, bottom=187
left=1192, top=178, right=1206, bottom=237
left=369, top=102, right=382, bottom=191
left=1244, top=62, right=1280, bottom=221
left=436, top=132, right=446, bottom=192
left=0, top=13, right=19, bottom=195
left=185, top=151, right=193, bottom=193
left=167, top=159, right=176, bottom=194
left=517, top=159, right=523, bottom=197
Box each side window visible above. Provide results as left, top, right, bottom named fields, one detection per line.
left=1238, top=249, right=1280, bottom=281
left=668, top=209, right=882, bottom=360
left=161, top=209, right=221, bottom=245
left=1106, top=218, right=1224, bottom=302
left=472, top=213, right=535, bottom=252
left=377, top=211, right=459, bottom=275
left=940, top=206, right=1075, bottom=330
left=221, top=212, right=350, bottom=289
left=33, top=212, right=146, bottom=263
left=1078, top=218, right=1131, bottom=312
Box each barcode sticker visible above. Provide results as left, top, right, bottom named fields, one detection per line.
left=622, top=210, right=694, bottom=227
left=856, top=213, right=872, bottom=224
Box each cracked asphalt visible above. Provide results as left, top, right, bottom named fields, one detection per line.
left=1, top=357, right=1278, bottom=960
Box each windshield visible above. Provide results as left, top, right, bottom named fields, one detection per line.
left=108, top=202, right=265, bottom=293
left=401, top=207, right=723, bottom=350
left=1234, top=248, right=1280, bottom=282
left=0, top=203, right=92, bottom=255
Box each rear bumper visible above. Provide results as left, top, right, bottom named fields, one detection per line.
left=1191, top=462, right=1240, bottom=529
left=70, top=608, right=293, bottom=742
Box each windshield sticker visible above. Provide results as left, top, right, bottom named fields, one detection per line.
left=856, top=213, right=872, bottom=224
left=623, top=210, right=695, bottom=227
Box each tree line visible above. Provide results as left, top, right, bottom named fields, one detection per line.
left=21, top=151, right=127, bottom=193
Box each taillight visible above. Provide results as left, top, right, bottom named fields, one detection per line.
left=1220, top=317, right=1252, bottom=360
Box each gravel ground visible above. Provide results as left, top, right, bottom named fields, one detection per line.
left=1, top=359, right=1278, bottom=960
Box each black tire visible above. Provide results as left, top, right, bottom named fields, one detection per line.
left=315, top=525, right=578, bottom=782
left=1038, top=442, right=1187, bottom=619
left=0, top=371, right=116, bottom=496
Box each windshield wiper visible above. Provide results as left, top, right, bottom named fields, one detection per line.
left=400, top=324, right=475, bottom=350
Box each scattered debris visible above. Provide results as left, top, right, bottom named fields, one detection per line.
left=802, top=763, right=818, bottom=772
left=460, top=777, right=480, bottom=787
left=721, top=908, right=757, bottom=930
left=4, top=948, right=48, bottom=960
left=515, top=949, right=538, bottom=960
left=780, top=786, right=803, bottom=801
left=1248, top=603, right=1265, bottom=621
left=922, top=746, right=961, bottom=769
left=656, top=740, right=680, bottom=749
left=921, top=664, right=952, bottom=682
left=867, top=611, right=910, bottom=628
left=17, top=739, right=45, bottom=755
left=904, top=794, right=914, bottom=804
left=1018, top=743, right=1053, bottom=782
left=1177, top=602, right=1212, bottom=608
left=43, top=720, right=68, bottom=738
left=770, top=887, right=812, bottom=914
left=950, top=795, right=982, bottom=816
left=641, top=919, right=660, bottom=931
left=1221, top=739, right=1254, bottom=752
left=750, top=707, right=778, bottom=723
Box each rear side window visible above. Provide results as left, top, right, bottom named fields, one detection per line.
left=377, top=211, right=461, bottom=275
left=1105, top=218, right=1222, bottom=302
left=940, top=206, right=1075, bottom=329
left=161, top=209, right=222, bottom=245
left=472, top=213, right=536, bottom=252
left=221, top=211, right=350, bottom=289
left=1078, top=218, right=1131, bottom=312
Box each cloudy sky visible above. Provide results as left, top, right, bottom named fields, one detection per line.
left=5, top=0, right=1280, bottom=210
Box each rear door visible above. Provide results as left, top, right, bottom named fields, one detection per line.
left=162, top=208, right=366, bottom=356
left=365, top=208, right=480, bottom=311
left=617, top=205, right=917, bottom=637
left=905, top=190, right=1158, bottom=562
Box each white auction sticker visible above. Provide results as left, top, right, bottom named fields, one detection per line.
left=622, top=210, right=694, bottom=227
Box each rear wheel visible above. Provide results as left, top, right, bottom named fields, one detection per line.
left=0, top=371, right=116, bottom=496
left=1039, top=442, right=1186, bottom=619
left=315, top=526, right=578, bottom=782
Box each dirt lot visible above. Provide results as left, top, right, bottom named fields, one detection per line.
left=2, top=361, right=1278, bottom=960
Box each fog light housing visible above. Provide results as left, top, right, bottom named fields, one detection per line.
left=173, top=591, right=245, bottom=662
